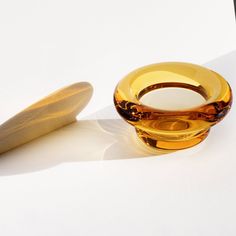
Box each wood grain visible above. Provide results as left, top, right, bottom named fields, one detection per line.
left=0, top=82, right=93, bottom=154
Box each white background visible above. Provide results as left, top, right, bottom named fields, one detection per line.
left=0, top=0, right=236, bottom=235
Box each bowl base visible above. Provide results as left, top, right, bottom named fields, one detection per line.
left=135, top=127, right=210, bottom=150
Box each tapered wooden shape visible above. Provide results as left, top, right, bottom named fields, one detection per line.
left=0, top=82, right=93, bottom=154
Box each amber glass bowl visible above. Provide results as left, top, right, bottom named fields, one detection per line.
left=114, top=62, right=232, bottom=150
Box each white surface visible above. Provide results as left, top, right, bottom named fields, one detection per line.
left=0, top=1, right=236, bottom=235
left=140, top=88, right=206, bottom=110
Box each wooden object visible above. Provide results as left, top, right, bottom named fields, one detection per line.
left=0, top=82, right=93, bottom=154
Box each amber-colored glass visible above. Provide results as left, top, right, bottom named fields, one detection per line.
left=114, top=62, right=232, bottom=150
